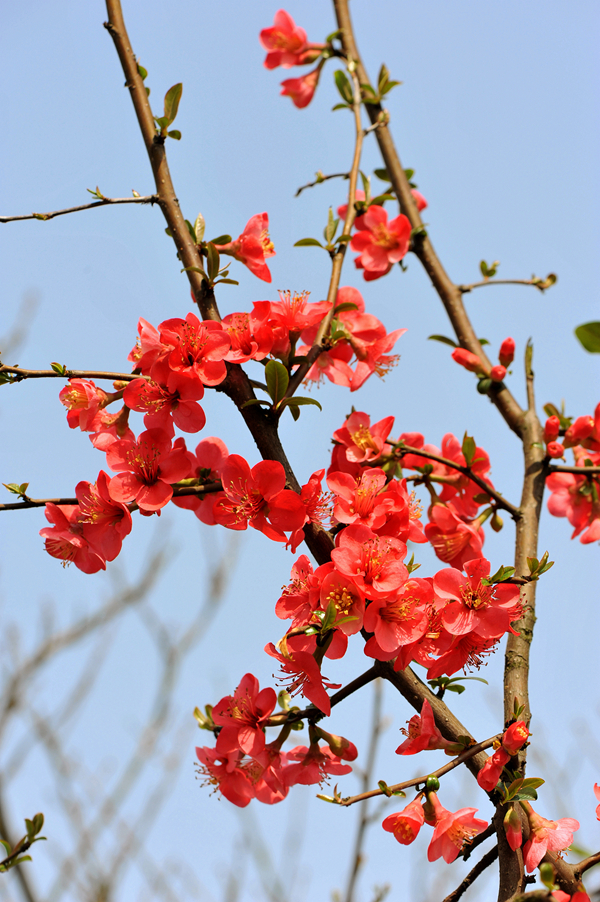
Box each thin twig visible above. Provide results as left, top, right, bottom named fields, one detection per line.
left=458, top=277, right=556, bottom=294
left=0, top=195, right=158, bottom=224
left=392, top=443, right=521, bottom=519
left=266, top=666, right=380, bottom=727
left=0, top=482, right=223, bottom=512
left=295, top=171, right=349, bottom=197
left=547, top=464, right=600, bottom=475
left=337, top=733, right=500, bottom=807
left=442, top=844, right=499, bottom=902
left=0, top=366, right=143, bottom=383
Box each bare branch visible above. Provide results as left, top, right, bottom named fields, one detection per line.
left=295, top=171, right=349, bottom=197
left=0, top=195, right=158, bottom=224
left=458, top=277, right=556, bottom=294
left=0, top=366, right=143, bottom=383
left=442, top=844, right=499, bottom=902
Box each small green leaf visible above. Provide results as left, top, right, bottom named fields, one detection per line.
left=181, top=266, right=205, bottom=275
left=378, top=63, right=390, bottom=91
left=288, top=404, right=301, bottom=421
left=209, top=234, right=231, bottom=246
left=167, top=129, right=181, bottom=140
left=428, top=334, right=458, bottom=348
left=332, top=102, right=350, bottom=111
left=370, top=193, right=394, bottom=206
left=574, top=322, right=600, bottom=353
left=478, top=338, right=490, bottom=346
left=337, top=233, right=352, bottom=243
left=205, top=243, right=220, bottom=281
left=3, top=483, right=29, bottom=497
left=461, top=433, right=476, bottom=467
left=137, top=64, right=148, bottom=81
left=294, top=237, right=324, bottom=248
left=373, top=168, right=391, bottom=182
left=163, top=82, right=183, bottom=124
left=184, top=219, right=196, bottom=241
left=194, top=213, right=206, bottom=243
left=265, top=359, right=290, bottom=405
left=154, top=115, right=169, bottom=130
left=50, top=361, right=67, bottom=375
left=334, top=69, right=353, bottom=104
left=324, top=28, right=342, bottom=43
left=214, top=278, right=239, bottom=286
left=334, top=302, right=359, bottom=313
left=240, top=399, right=271, bottom=409
left=324, top=207, right=339, bottom=244
left=279, top=396, right=322, bottom=412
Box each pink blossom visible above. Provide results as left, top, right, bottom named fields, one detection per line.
left=214, top=213, right=275, bottom=282
left=364, top=578, right=431, bottom=653
left=427, top=803, right=488, bottom=863
left=350, top=205, right=411, bottom=280
left=594, top=783, right=600, bottom=820
left=425, top=504, right=485, bottom=569
left=332, top=411, right=395, bottom=465
left=280, top=65, right=322, bottom=109
left=331, top=524, right=408, bottom=600
left=195, top=746, right=254, bottom=807
left=59, top=379, right=110, bottom=431
left=395, top=699, right=455, bottom=755
left=411, top=189, right=428, bottom=211
left=40, top=504, right=106, bottom=574
left=213, top=673, right=277, bottom=758
left=106, top=428, right=193, bottom=512
left=222, top=302, right=274, bottom=363
left=287, top=469, right=332, bottom=554
left=170, top=436, right=228, bottom=525
left=434, top=557, right=522, bottom=640
left=490, top=364, right=506, bottom=382
left=152, top=313, right=230, bottom=389
left=544, top=416, right=561, bottom=443
left=123, top=376, right=206, bottom=436
left=522, top=803, right=579, bottom=872
left=382, top=797, right=425, bottom=845
left=259, top=10, right=323, bottom=70
left=74, top=470, right=132, bottom=561
left=128, top=317, right=164, bottom=373
left=264, top=640, right=339, bottom=715
left=283, top=743, right=352, bottom=786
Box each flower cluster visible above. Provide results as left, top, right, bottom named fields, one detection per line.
left=260, top=10, right=326, bottom=109
left=451, top=335, right=514, bottom=384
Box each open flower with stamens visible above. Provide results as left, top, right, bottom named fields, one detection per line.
left=287, top=469, right=332, bottom=554
left=318, top=566, right=366, bottom=635
left=40, top=503, right=106, bottom=574
left=151, top=313, right=230, bottom=390
left=350, top=205, right=411, bottom=280
left=59, top=379, right=111, bottom=432
left=331, top=524, right=408, bottom=600
left=395, top=699, right=455, bottom=755
left=212, top=673, right=277, bottom=758
left=123, top=376, right=206, bottom=436
left=434, top=557, right=522, bottom=639
left=259, top=10, right=323, bottom=69
left=283, top=742, right=352, bottom=786
left=222, top=302, right=274, bottom=363
left=264, top=639, right=340, bottom=715
left=214, top=213, right=275, bottom=282
left=521, top=803, right=580, bottom=872
left=195, top=746, right=254, bottom=808
left=364, top=578, right=431, bottom=653
left=106, top=428, right=193, bottom=512
left=426, top=632, right=499, bottom=679
left=213, top=455, right=306, bottom=542
left=427, top=799, right=488, bottom=863
left=331, top=411, right=395, bottom=466
left=74, top=471, right=132, bottom=561
left=425, top=504, right=485, bottom=570
left=328, top=467, right=392, bottom=530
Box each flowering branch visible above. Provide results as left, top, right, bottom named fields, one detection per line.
left=0, top=194, right=158, bottom=224
left=266, top=665, right=380, bottom=727
left=336, top=732, right=500, bottom=807
left=0, top=366, right=143, bottom=383
left=442, top=844, right=499, bottom=902
left=391, top=442, right=522, bottom=519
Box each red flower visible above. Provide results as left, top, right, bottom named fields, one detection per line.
left=212, top=673, right=277, bottom=758
left=546, top=466, right=600, bottom=543
left=395, top=699, right=455, bottom=755
left=382, top=797, right=425, bottom=845
left=213, top=455, right=306, bottom=542
left=260, top=10, right=309, bottom=69
left=106, top=428, right=192, bottom=512
left=74, top=471, right=132, bottom=562
left=152, top=313, right=230, bottom=390
left=171, top=436, right=228, bottom=525
left=502, top=721, right=529, bottom=756
left=350, top=205, right=411, bottom=280
left=214, top=213, right=275, bottom=283
left=195, top=746, right=254, bottom=808
left=222, top=302, right=274, bottom=363
left=434, top=557, right=522, bottom=640
left=331, top=524, right=408, bottom=600
left=594, top=783, right=600, bottom=820
left=411, top=189, right=428, bottom=211
left=499, top=337, right=515, bottom=367
left=477, top=746, right=510, bottom=791
left=280, top=64, right=322, bottom=109
left=40, top=504, right=106, bottom=574
left=331, top=411, right=395, bottom=465
left=522, top=803, right=579, bottom=872
left=59, top=379, right=110, bottom=432
left=425, top=504, right=485, bottom=569
left=451, top=347, right=487, bottom=375
left=287, top=469, right=332, bottom=554
left=123, top=376, right=206, bottom=437
left=427, top=803, right=488, bottom=863
left=283, top=743, right=352, bottom=786
left=264, top=641, right=339, bottom=715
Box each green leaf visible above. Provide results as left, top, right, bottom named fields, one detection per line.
left=380, top=79, right=401, bottom=95
left=184, top=219, right=196, bottom=242
left=478, top=338, right=490, bottom=346
left=331, top=102, right=350, bottom=111
left=137, top=64, right=148, bottom=81
left=265, top=359, right=289, bottom=405
left=240, top=399, right=271, bottom=409
left=205, top=243, right=220, bottom=282
left=461, top=432, right=476, bottom=467
left=294, top=238, right=324, bottom=248
left=427, top=334, right=458, bottom=348
left=337, top=233, right=352, bottom=243
left=280, top=396, right=322, bottom=411
left=404, top=168, right=415, bottom=181
left=574, top=321, right=600, bottom=353
left=209, top=234, right=231, bottom=246
left=446, top=684, right=466, bottom=694
left=194, top=213, right=206, bottom=243
left=484, top=565, right=515, bottom=584
left=372, top=172, right=391, bottom=190
left=324, top=207, right=339, bottom=244
left=167, top=129, right=181, bottom=140
left=288, top=404, right=301, bottom=421
left=214, top=278, right=239, bottom=286
left=0, top=840, right=10, bottom=855
left=378, top=63, right=390, bottom=92
left=324, top=28, right=342, bottom=43
left=163, top=82, right=183, bottom=124
left=334, top=302, right=359, bottom=314
left=3, top=483, right=29, bottom=497
left=50, top=361, right=67, bottom=375
left=334, top=69, right=353, bottom=104
left=181, top=266, right=205, bottom=275
left=154, top=115, right=169, bottom=130
left=370, top=193, right=394, bottom=206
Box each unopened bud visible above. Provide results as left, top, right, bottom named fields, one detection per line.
left=491, top=512, right=504, bottom=532
left=502, top=721, right=530, bottom=755
left=452, top=347, right=486, bottom=374
left=564, top=415, right=595, bottom=448
left=543, top=416, right=560, bottom=442
left=503, top=804, right=522, bottom=851
left=498, top=337, right=515, bottom=367
left=546, top=441, right=565, bottom=459
left=490, top=364, right=506, bottom=382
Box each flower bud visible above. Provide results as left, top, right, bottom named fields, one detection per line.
left=564, top=415, right=595, bottom=448
left=503, top=804, right=523, bottom=851
left=546, top=441, right=565, bottom=459
left=498, top=337, right=515, bottom=367
left=543, top=416, right=560, bottom=442
left=490, top=512, right=504, bottom=532
left=451, top=347, right=486, bottom=374
left=501, top=721, right=529, bottom=755
left=490, top=365, right=507, bottom=382
left=313, top=726, right=358, bottom=761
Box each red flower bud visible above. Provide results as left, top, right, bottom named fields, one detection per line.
left=501, top=721, right=529, bottom=756
left=543, top=416, right=560, bottom=443
left=564, top=415, right=595, bottom=448
left=490, top=365, right=506, bottom=382
left=498, top=337, right=515, bottom=367
left=546, top=441, right=565, bottom=459
left=451, top=347, right=485, bottom=374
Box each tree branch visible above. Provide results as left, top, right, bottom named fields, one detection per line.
left=0, top=195, right=158, bottom=224
left=295, top=171, right=349, bottom=197
left=442, top=844, right=499, bottom=902
left=0, top=482, right=223, bottom=512
left=458, top=277, right=556, bottom=294
left=0, top=366, right=142, bottom=383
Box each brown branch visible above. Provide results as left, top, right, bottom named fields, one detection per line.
left=0, top=366, right=143, bottom=382
left=103, top=1, right=216, bottom=320
left=0, top=481, right=223, bottom=512
left=266, top=665, right=380, bottom=727
left=442, top=844, right=499, bottom=902
left=332, top=0, right=525, bottom=439
left=0, top=194, right=158, bottom=224
left=548, top=464, right=600, bottom=475
left=393, top=443, right=521, bottom=519
left=458, top=278, right=556, bottom=294
left=338, top=731, right=499, bottom=808
left=295, top=171, right=349, bottom=197
left=574, top=850, right=600, bottom=878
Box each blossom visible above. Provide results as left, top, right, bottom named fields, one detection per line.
left=350, top=205, right=411, bottom=280
left=395, top=699, right=455, bottom=755
left=269, top=289, right=329, bottom=335
left=411, top=189, right=428, bottom=211
left=425, top=504, right=485, bottom=569
left=128, top=317, right=164, bottom=372
left=214, top=213, right=275, bottom=282
left=259, top=10, right=323, bottom=69
left=477, top=746, right=510, bottom=791
left=544, top=416, right=561, bottom=443
left=123, top=376, right=206, bottom=436
left=280, top=64, right=322, bottom=109
left=427, top=803, right=488, bottom=863
left=594, top=783, right=600, bottom=820
left=283, top=743, right=352, bottom=786
left=503, top=805, right=523, bottom=851
left=287, top=469, right=332, bottom=554
left=213, top=455, right=306, bottom=542
left=74, top=471, right=132, bottom=562
left=40, top=503, right=106, bottom=574
left=522, top=803, right=580, bottom=872
left=426, top=632, right=499, bottom=679
left=382, top=797, right=425, bottom=845
left=364, top=578, right=431, bottom=653
left=264, top=641, right=339, bottom=715
left=152, top=313, right=230, bottom=389
left=195, top=746, right=254, bottom=807
left=501, top=721, right=529, bottom=756
left=222, top=302, right=274, bottom=363
left=434, top=557, right=522, bottom=640
left=546, top=466, right=600, bottom=544
left=331, top=524, right=408, bottom=600
left=170, top=436, right=228, bottom=525
left=331, top=411, right=395, bottom=465
left=212, top=673, right=277, bottom=758
left=106, top=428, right=192, bottom=511
left=59, top=379, right=110, bottom=431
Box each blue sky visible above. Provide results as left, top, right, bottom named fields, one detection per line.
left=1, top=2, right=599, bottom=900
